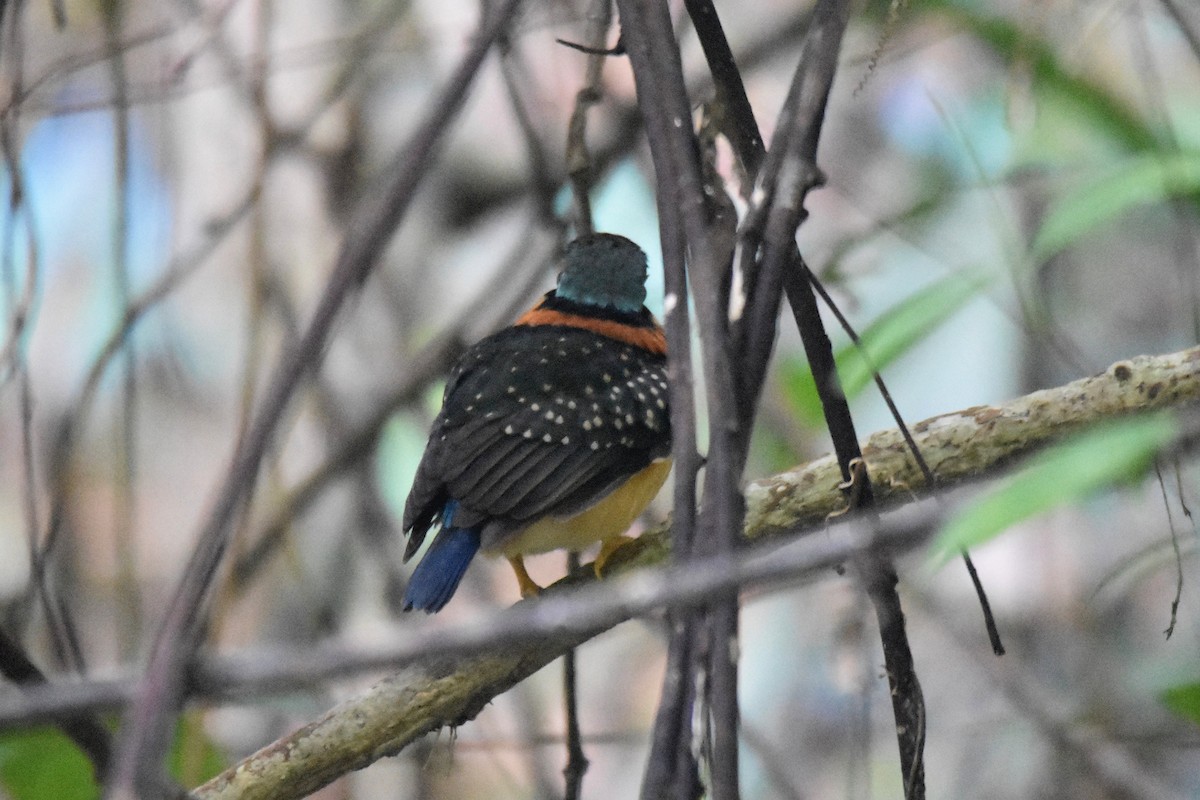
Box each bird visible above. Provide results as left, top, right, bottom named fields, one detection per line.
left=401, top=233, right=672, bottom=613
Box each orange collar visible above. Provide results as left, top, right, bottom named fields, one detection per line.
left=514, top=305, right=667, bottom=355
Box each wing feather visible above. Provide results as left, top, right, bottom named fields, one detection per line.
left=402, top=323, right=670, bottom=555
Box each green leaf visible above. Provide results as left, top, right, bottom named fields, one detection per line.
left=931, top=413, right=1178, bottom=564
left=779, top=271, right=989, bottom=426
left=0, top=729, right=98, bottom=800
left=1032, top=152, right=1200, bottom=263
left=0, top=717, right=225, bottom=799
left=1161, top=682, right=1200, bottom=727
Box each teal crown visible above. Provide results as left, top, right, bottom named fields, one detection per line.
left=555, top=233, right=648, bottom=314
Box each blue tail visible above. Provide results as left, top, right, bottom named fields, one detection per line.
left=403, top=527, right=482, bottom=613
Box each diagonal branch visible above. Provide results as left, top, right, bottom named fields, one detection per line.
left=106, top=1, right=526, bottom=795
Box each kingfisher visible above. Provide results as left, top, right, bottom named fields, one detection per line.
left=401, top=233, right=671, bottom=613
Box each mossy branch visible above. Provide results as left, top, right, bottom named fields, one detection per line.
left=195, top=346, right=1200, bottom=800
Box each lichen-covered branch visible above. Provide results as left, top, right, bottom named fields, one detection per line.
left=195, top=345, right=1200, bottom=800
left=194, top=635, right=598, bottom=800
left=744, top=347, right=1200, bottom=537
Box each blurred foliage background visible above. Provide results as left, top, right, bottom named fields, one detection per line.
left=0, top=0, right=1198, bottom=797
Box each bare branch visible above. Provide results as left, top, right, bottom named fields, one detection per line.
left=193, top=505, right=939, bottom=800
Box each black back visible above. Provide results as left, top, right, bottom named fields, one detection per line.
left=402, top=323, right=670, bottom=559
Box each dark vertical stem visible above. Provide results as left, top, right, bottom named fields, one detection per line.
left=616, top=0, right=742, bottom=797
left=562, top=0, right=616, bottom=236
left=643, top=616, right=698, bottom=800
left=682, top=0, right=764, bottom=177
left=563, top=552, right=589, bottom=800
left=685, top=0, right=927, bottom=796
left=641, top=182, right=701, bottom=798
left=705, top=598, right=740, bottom=799
left=557, top=10, right=616, bottom=791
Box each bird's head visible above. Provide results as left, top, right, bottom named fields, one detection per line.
left=554, top=233, right=649, bottom=314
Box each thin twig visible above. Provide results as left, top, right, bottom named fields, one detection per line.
left=560, top=0, right=616, bottom=235
left=563, top=550, right=589, bottom=800
left=103, top=0, right=144, bottom=658
left=640, top=147, right=702, bottom=800
left=498, top=38, right=560, bottom=224
left=806, top=274, right=1005, bottom=655
left=35, top=185, right=259, bottom=642
left=1154, top=463, right=1184, bottom=639
left=557, top=9, right=616, bottom=795
left=0, top=0, right=83, bottom=677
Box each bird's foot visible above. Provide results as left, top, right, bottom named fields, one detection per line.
left=507, top=555, right=543, bottom=599
left=593, top=535, right=636, bottom=578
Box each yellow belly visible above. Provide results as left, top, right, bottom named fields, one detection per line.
left=494, top=459, right=672, bottom=557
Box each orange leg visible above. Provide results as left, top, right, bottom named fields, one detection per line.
left=594, top=535, right=636, bottom=578
left=507, top=555, right=543, bottom=599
